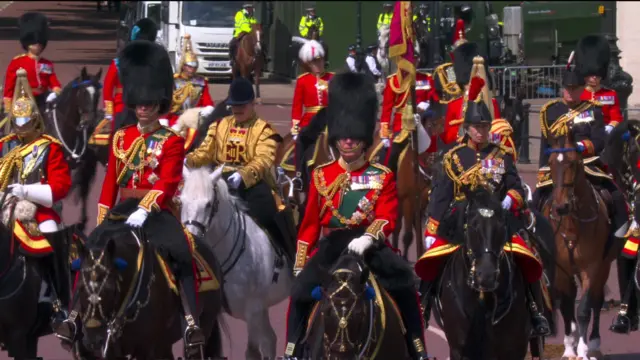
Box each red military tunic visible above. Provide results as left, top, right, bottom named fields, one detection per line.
left=452, top=19, right=466, bottom=47
left=380, top=71, right=438, bottom=152
left=165, top=74, right=214, bottom=151
left=291, top=72, right=334, bottom=135
left=103, top=59, right=124, bottom=130
left=293, top=158, right=398, bottom=271
left=3, top=54, right=62, bottom=110
left=97, top=123, right=185, bottom=224
left=580, top=86, right=623, bottom=127
left=441, top=96, right=501, bottom=145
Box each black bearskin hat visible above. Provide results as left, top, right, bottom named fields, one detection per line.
left=453, top=42, right=479, bottom=85
left=464, top=101, right=492, bottom=125
left=327, top=72, right=378, bottom=148
left=129, top=18, right=158, bottom=42
left=19, top=12, right=49, bottom=51
left=575, top=35, right=610, bottom=79
left=119, top=41, right=174, bottom=114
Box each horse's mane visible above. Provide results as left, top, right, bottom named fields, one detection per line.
left=465, top=186, right=502, bottom=212
left=87, top=221, right=135, bottom=250
left=181, top=166, right=247, bottom=212
left=56, top=76, right=82, bottom=106
left=604, top=119, right=640, bottom=169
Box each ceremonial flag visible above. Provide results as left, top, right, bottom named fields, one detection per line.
left=388, top=1, right=416, bottom=93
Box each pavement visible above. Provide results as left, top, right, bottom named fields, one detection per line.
left=0, top=2, right=638, bottom=359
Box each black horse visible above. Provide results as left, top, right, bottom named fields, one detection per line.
left=0, top=195, right=78, bottom=359
left=432, top=187, right=543, bottom=360
left=69, top=207, right=224, bottom=360
left=413, top=14, right=431, bottom=69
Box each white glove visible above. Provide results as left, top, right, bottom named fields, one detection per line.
left=105, top=114, right=113, bottom=121
left=501, top=196, right=513, bottom=210
left=159, top=118, right=169, bottom=127
left=382, top=138, right=391, bottom=148
left=46, top=92, right=57, bottom=103
left=347, top=235, right=375, bottom=255
left=417, top=101, right=429, bottom=112
left=293, top=269, right=302, bottom=277
left=200, top=105, right=214, bottom=118
left=171, top=123, right=182, bottom=133
left=425, top=235, right=437, bottom=249
left=630, top=220, right=639, bottom=233
left=292, top=134, right=298, bottom=141
left=126, top=207, right=149, bottom=228
left=605, top=125, right=614, bottom=134
left=8, top=183, right=26, bottom=199
left=416, top=121, right=431, bottom=154
left=227, top=172, right=243, bottom=189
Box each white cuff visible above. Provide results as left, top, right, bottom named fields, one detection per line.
left=23, top=184, right=54, bottom=208
left=416, top=122, right=431, bottom=153
left=417, top=101, right=429, bottom=111
left=38, top=220, right=59, bottom=233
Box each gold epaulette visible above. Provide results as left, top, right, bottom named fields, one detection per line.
left=162, top=126, right=181, bottom=137
left=539, top=99, right=560, bottom=139
left=0, top=134, right=16, bottom=144
left=297, top=72, right=309, bottom=79
left=12, top=53, right=26, bottom=60
left=491, top=118, right=513, bottom=136
left=314, top=159, right=336, bottom=171
left=370, top=162, right=392, bottom=174
left=41, top=134, right=62, bottom=145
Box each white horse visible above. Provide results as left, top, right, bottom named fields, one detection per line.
left=180, top=166, right=293, bottom=360
left=377, top=24, right=391, bottom=77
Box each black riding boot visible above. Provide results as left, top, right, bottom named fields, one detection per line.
left=610, top=256, right=639, bottom=333
left=611, top=190, right=631, bottom=238
left=418, top=280, right=433, bottom=328
left=530, top=187, right=547, bottom=212
left=228, top=39, right=237, bottom=68
left=271, top=209, right=298, bottom=265
left=388, top=288, right=430, bottom=360
left=293, top=137, right=307, bottom=193
left=527, top=281, right=551, bottom=337
left=44, top=230, right=72, bottom=330
left=177, top=264, right=205, bottom=358
left=284, top=300, right=313, bottom=359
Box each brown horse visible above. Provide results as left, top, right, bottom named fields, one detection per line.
left=541, top=132, right=616, bottom=359
left=232, top=23, right=264, bottom=104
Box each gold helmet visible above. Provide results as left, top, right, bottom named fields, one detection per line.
left=178, top=34, right=198, bottom=72
left=10, top=68, right=43, bottom=136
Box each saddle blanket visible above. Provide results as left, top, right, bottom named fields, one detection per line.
left=14, top=220, right=53, bottom=256
left=157, top=249, right=220, bottom=295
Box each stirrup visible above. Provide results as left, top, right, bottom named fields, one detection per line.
left=184, top=324, right=205, bottom=347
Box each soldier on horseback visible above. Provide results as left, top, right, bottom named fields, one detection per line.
left=531, top=68, right=630, bottom=244
left=284, top=72, right=430, bottom=360
left=0, top=68, right=72, bottom=330
left=160, top=33, right=214, bottom=151
left=90, top=17, right=158, bottom=146
left=185, top=77, right=296, bottom=264
left=416, top=99, right=551, bottom=337
left=298, top=7, right=324, bottom=39
left=55, top=40, right=207, bottom=354
left=576, top=35, right=623, bottom=134
left=4, top=13, right=61, bottom=122
left=614, top=206, right=640, bottom=333
left=377, top=3, right=394, bottom=34
left=229, top=3, right=258, bottom=69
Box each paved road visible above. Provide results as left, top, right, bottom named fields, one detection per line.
left=0, top=2, right=637, bottom=359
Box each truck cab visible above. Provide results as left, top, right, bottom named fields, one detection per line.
left=160, top=1, right=236, bottom=78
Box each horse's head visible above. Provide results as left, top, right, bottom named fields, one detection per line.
left=546, top=131, right=583, bottom=216
left=316, top=253, right=374, bottom=357
left=462, top=186, right=510, bottom=292
left=72, top=232, right=130, bottom=354
left=308, top=24, right=319, bottom=40
left=66, top=67, right=103, bottom=126
left=250, top=23, right=263, bottom=52
left=605, top=119, right=640, bottom=195
left=180, top=166, right=244, bottom=238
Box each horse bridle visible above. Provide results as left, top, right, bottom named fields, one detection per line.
left=48, top=79, right=102, bottom=160
left=183, top=184, right=220, bottom=238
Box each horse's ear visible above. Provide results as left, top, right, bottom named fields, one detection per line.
left=95, top=68, right=103, bottom=80
left=106, top=238, right=116, bottom=258
left=210, top=166, right=224, bottom=183
left=81, top=67, right=88, bottom=80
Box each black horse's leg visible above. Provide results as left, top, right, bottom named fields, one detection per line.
left=25, top=335, right=38, bottom=358
left=575, top=290, right=592, bottom=358
left=72, top=149, right=99, bottom=232
left=559, top=290, right=578, bottom=358
left=588, top=289, right=604, bottom=357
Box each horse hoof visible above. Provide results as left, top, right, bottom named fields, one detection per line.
left=587, top=350, right=604, bottom=360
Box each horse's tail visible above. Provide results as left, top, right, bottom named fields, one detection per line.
left=72, top=149, right=99, bottom=232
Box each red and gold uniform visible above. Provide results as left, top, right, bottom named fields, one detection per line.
left=97, top=124, right=185, bottom=224
left=290, top=71, right=333, bottom=136
left=164, top=34, right=215, bottom=151
left=294, top=158, right=397, bottom=270
left=103, top=59, right=124, bottom=126
left=581, top=86, right=623, bottom=127
left=3, top=54, right=61, bottom=111
left=380, top=71, right=438, bottom=152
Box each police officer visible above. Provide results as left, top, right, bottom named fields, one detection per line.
left=229, top=3, right=258, bottom=68
left=298, top=7, right=324, bottom=39
left=364, top=44, right=382, bottom=81
left=345, top=44, right=360, bottom=73
left=377, top=3, right=394, bottom=33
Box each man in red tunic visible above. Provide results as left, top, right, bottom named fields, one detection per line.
left=55, top=41, right=205, bottom=356
left=161, top=33, right=215, bottom=151
left=89, top=18, right=158, bottom=146
left=284, top=72, right=429, bottom=360
left=576, top=35, right=623, bottom=134
left=415, top=100, right=550, bottom=337
left=4, top=12, right=61, bottom=120
left=1, top=68, right=72, bottom=330
left=441, top=42, right=502, bottom=146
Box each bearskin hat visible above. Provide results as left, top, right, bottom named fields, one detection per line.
left=453, top=42, right=480, bottom=85
left=327, top=72, right=378, bottom=147
left=119, top=41, right=174, bottom=114
left=19, top=12, right=49, bottom=51
left=575, top=35, right=610, bottom=79
left=129, top=18, right=158, bottom=42
left=464, top=100, right=492, bottom=125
